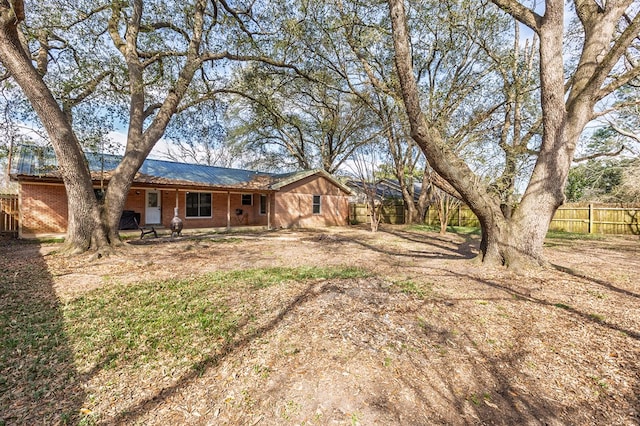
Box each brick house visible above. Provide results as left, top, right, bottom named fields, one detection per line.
left=9, top=146, right=351, bottom=238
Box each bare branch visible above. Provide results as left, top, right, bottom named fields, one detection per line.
left=573, top=145, right=625, bottom=162
left=200, top=51, right=317, bottom=81
left=608, top=122, right=640, bottom=144
left=489, top=0, right=542, bottom=34
left=218, top=0, right=255, bottom=42
left=592, top=4, right=640, bottom=100
left=141, top=21, right=191, bottom=43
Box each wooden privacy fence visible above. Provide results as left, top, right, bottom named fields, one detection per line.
left=349, top=201, right=406, bottom=225
left=548, top=203, right=640, bottom=235
left=1, top=194, right=18, bottom=237
left=349, top=202, right=480, bottom=227
left=425, top=205, right=480, bottom=228
left=350, top=202, right=640, bottom=236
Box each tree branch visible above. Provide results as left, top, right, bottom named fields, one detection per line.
left=489, top=0, right=542, bottom=34
left=573, top=145, right=625, bottom=162
left=595, top=9, right=640, bottom=100
left=608, top=122, right=640, bottom=144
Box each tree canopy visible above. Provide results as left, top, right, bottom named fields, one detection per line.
left=1, top=0, right=638, bottom=264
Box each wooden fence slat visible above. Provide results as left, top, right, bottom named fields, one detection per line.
left=349, top=202, right=640, bottom=236
left=0, top=194, right=19, bottom=237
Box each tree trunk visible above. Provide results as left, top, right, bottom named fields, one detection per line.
left=415, top=167, right=431, bottom=223
left=395, top=167, right=419, bottom=224
left=0, top=3, right=110, bottom=253
left=387, top=0, right=573, bottom=269
left=474, top=206, right=552, bottom=270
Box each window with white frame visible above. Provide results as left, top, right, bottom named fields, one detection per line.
left=312, top=195, right=321, bottom=214
left=186, top=192, right=212, bottom=217
left=241, top=194, right=253, bottom=205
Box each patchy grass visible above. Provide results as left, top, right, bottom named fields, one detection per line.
left=392, top=279, right=432, bottom=299
left=409, top=225, right=612, bottom=241
left=4, top=228, right=639, bottom=425
left=407, top=224, right=481, bottom=235
left=545, top=230, right=606, bottom=241
left=62, top=266, right=369, bottom=373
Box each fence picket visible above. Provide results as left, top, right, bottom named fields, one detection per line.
left=0, top=194, right=19, bottom=237
left=349, top=202, right=640, bottom=236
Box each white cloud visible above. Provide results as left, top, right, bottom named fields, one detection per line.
left=106, top=131, right=175, bottom=160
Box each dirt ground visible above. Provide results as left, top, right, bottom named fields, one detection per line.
left=1, top=225, right=639, bottom=425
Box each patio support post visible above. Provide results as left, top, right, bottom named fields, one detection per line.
left=267, top=193, right=271, bottom=230
left=226, top=191, right=231, bottom=231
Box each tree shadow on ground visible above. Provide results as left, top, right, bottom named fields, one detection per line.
left=551, top=263, right=640, bottom=300
left=0, top=240, right=86, bottom=424
left=110, top=275, right=583, bottom=425
left=380, top=227, right=479, bottom=258
left=337, top=229, right=478, bottom=261
left=437, top=267, right=640, bottom=340
left=112, top=278, right=324, bottom=424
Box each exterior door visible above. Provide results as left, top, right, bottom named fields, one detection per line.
left=145, top=190, right=161, bottom=224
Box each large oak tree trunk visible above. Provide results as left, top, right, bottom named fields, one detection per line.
left=389, top=0, right=639, bottom=269
left=387, top=0, right=568, bottom=270
left=0, top=2, right=109, bottom=253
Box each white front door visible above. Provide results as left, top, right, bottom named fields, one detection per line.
left=145, top=190, right=161, bottom=224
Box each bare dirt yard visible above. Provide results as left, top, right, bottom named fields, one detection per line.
left=1, top=225, right=639, bottom=425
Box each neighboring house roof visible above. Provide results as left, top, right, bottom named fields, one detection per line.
left=346, top=178, right=422, bottom=202
left=377, top=178, right=423, bottom=202
left=9, top=145, right=350, bottom=193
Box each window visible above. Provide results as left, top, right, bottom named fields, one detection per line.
left=94, top=188, right=105, bottom=202
left=241, top=194, right=253, bottom=205
left=259, top=194, right=267, bottom=215
left=312, top=195, right=321, bottom=214
left=186, top=192, right=212, bottom=217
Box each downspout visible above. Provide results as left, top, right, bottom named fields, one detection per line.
left=267, top=193, right=271, bottom=230
left=226, top=191, right=231, bottom=231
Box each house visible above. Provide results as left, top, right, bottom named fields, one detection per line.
left=346, top=178, right=423, bottom=204
left=8, top=146, right=351, bottom=238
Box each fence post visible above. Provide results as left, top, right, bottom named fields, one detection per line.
left=588, top=203, right=593, bottom=234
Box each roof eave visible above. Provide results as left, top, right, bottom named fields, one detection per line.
left=271, top=169, right=352, bottom=194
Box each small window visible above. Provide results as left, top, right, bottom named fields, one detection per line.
left=94, top=188, right=105, bottom=202
left=312, top=195, right=321, bottom=214
left=259, top=194, right=267, bottom=215
left=186, top=192, right=212, bottom=217
left=241, top=194, right=253, bottom=205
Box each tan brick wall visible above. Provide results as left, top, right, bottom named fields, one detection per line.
left=272, top=176, right=349, bottom=228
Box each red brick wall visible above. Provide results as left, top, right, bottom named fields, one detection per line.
left=153, top=189, right=268, bottom=228
left=18, top=178, right=344, bottom=236
left=124, top=189, right=146, bottom=220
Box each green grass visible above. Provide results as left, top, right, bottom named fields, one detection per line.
left=554, top=303, right=572, bottom=310
left=62, top=266, right=369, bottom=372
left=409, top=224, right=611, bottom=240
left=393, top=279, right=432, bottom=299
left=545, top=230, right=605, bottom=241
left=408, top=224, right=481, bottom=235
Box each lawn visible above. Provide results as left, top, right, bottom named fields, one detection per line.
left=1, top=226, right=638, bottom=425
